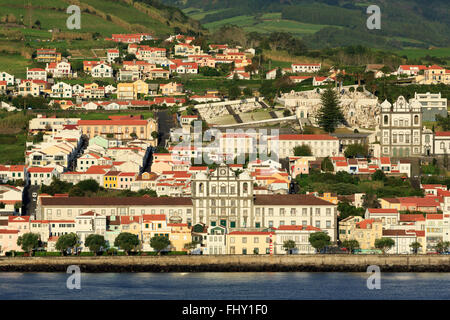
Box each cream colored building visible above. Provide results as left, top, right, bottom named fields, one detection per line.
left=268, top=134, right=340, bottom=159
left=226, top=231, right=274, bottom=255
left=339, top=216, right=383, bottom=250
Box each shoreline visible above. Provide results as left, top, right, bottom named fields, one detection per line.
left=0, top=255, right=449, bottom=272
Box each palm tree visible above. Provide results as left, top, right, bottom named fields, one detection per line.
left=410, top=242, right=422, bottom=254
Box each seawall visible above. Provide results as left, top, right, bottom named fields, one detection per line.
left=0, top=255, right=449, bottom=272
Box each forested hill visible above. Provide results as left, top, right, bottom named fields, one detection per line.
left=161, top=0, right=450, bottom=49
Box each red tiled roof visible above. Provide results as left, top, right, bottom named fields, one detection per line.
left=367, top=208, right=398, bottom=214
left=276, top=225, right=320, bottom=231
left=426, top=214, right=443, bottom=220
left=399, top=214, right=425, bottom=222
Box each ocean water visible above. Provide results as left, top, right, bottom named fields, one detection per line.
left=0, top=272, right=448, bottom=300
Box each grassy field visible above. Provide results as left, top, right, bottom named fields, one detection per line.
left=0, top=133, right=26, bottom=164
left=0, top=52, right=32, bottom=78
left=82, top=0, right=171, bottom=35
left=395, top=47, right=450, bottom=63
left=201, top=12, right=332, bottom=38
left=0, top=5, right=127, bottom=36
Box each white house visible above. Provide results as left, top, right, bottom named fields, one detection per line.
left=292, top=63, right=321, bottom=73
left=107, top=49, right=120, bottom=64
left=27, top=68, right=47, bottom=81
left=0, top=72, right=14, bottom=85
left=28, top=167, right=59, bottom=186
left=92, top=63, right=113, bottom=78
left=51, top=82, right=72, bottom=98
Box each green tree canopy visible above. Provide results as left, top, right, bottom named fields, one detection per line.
left=293, top=145, right=312, bottom=157
left=344, top=143, right=369, bottom=158
left=372, top=170, right=386, bottom=181
left=84, top=234, right=107, bottom=255
left=317, top=88, right=345, bottom=133
left=321, top=156, right=334, bottom=172
left=55, top=233, right=79, bottom=255
left=282, top=240, right=296, bottom=254
left=17, top=233, right=40, bottom=253
left=150, top=235, right=171, bottom=254
left=409, top=241, right=422, bottom=254
left=435, top=241, right=450, bottom=253
left=308, top=232, right=331, bottom=253
left=374, top=238, right=395, bottom=254
left=76, top=179, right=100, bottom=193
left=337, top=201, right=365, bottom=220
left=114, top=232, right=140, bottom=255
left=341, top=239, right=360, bottom=254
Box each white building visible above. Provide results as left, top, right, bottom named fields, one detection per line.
left=51, top=82, right=73, bottom=98
left=28, top=167, right=59, bottom=186
left=291, top=63, right=321, bottom=73
left=0, top=72, right=14, bottom=85
left=27, top=68, right=47, bottom=81
left=268, top=134, right=340, bottom=159
left=91, top=63, right=113, bottom=78
left=380, top=96, right=433, bottom=157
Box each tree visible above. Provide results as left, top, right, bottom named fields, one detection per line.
left=337, top=201, right=365, bottom=220
left=84, top=234, right=106, bottom=255
left=317, top=88, right=345, bottom=133
left=17, top=233, right=40, bottom=254
left=228, top=85, right=241, bottom=100
left=362, top=192, right=380, bottom=209
left=184, top=241, right=199, bottom=253
left=321, top=156, right=334, bottom=172
left=68, top=186, right=85, bottom=197
left=76, top=179, right=100, bottom=194
left=344, top=143, right=369, bottom=158
left=243, top=87, right=253, bottom=97
left=341, top=240, right=360, bottom=254
left=308, top=232, right=331, bottom=253
left=150, top=235, right=171, bottom=255
left=293, top=145, right=312, bottom=157
left=282, top=240, right=296, bottom=254
left=435, top=241, right=450, bottom=254
left=374, top=238, right=395, bottom=254
left=55, top=233, right=79, bottom=255
left=372, top=169, right=386, bottom=181
left=114, top=232, right=139, bottom=255
left=410, top=241, right=422, bottom=254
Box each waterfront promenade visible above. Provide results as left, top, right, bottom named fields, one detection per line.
left=0, top=255, right=449, bottom=272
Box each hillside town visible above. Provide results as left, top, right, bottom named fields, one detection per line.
left=0, top=32, right=450, bottom=257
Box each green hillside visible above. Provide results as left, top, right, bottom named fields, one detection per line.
left=0, top=0, right=204, bottom=37
left=163, top=0, right=450, bottom=50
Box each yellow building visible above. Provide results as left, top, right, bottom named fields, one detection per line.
left=117, top=80, right=148, bottom=100
left=77, top=115, right=158, bottom=145
left=36, top=48, right=61, bottom=63
left=318, top=192, right=338, bottom=205
left=104, top=171, right=120, bottom=189
left=141, top=215, right=171, bottom=251
left=226, top=231, right=274, bottom=255
left=379, top=198, right=402, bottom=210
left=339, top=216, right=383, bottom=250
left=168, top=223, right=192, bottom=251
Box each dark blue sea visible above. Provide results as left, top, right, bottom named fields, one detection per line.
left=0, top=272, right=448, bottom=300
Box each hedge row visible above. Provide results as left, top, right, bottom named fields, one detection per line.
left=4, top=250, right=188, bottom=257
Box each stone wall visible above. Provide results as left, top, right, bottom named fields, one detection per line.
left=0, top=255, right=449, bottom=272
